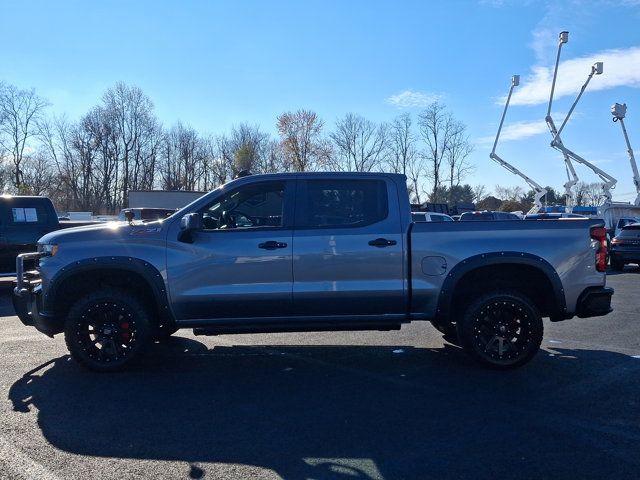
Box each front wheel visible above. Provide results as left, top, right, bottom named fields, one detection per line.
left=64, top=288, right=152, bottom=372
left=457, top=290, right=543, bottom=369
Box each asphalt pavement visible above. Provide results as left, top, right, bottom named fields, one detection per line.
left=0, top=269, right=639, bottom=480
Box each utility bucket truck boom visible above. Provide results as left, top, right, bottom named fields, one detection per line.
left=612, top=103, right=640, bottom=206
left=490, top=75, right=547, bottom=215
left=546, top=31, right=578, bottom=212
left=547, top=31, right=617, bottom=207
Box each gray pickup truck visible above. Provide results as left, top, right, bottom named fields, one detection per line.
left=13, top=172, right=613, bottom=371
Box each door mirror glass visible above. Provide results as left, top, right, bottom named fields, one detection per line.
left=179, top=213, right=202, bottom=243
left=181, top=213, right=202, bottom=231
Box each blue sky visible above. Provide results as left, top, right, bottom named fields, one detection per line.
left=2, top=0, right=640, bottom=201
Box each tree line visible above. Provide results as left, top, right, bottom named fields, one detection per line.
left=0, top=80, right=481, bottom=213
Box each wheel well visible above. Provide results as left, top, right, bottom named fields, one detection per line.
left=52, top=268, right=160, bottom=326
left=448, top=264, right=558, bottom=320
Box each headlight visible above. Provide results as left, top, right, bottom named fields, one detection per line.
left=38, top=244, right=59, bottom=257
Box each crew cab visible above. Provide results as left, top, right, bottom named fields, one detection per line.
left=13, top=173, right=613, bottom=371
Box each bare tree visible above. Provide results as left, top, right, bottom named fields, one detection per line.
left=418, top=102, right=461, bottom=202
left=494, top=185, right=525, bottom=202
left=575, top=181, right=605, bottom=206
left=21, top=151, right=54, bottom=195
left=387, top=113, right=418, bottom=175
left=0, top=160, right=12, bottom=193
left=277, top=109, right=329, bottom=171
left=406, top=156, right=426, bottom=204
left=0, top=83, right=49, bottom=188
left=472, top=184, right=488, bottom=203
left=159, top=122, right=202, bottom=190
left=386, top=113, right=425, bottom=203
left=330, top=113, right=388, bottom=172
left=445, top=122, right=474, bottom=204
left=101, top=82, right=157, bottom=207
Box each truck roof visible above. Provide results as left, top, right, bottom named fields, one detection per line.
left=231, top=171, right=408, bottom=181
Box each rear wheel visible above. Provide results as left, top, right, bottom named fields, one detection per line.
left=64, top=288, right=152, bottom=372
left=457, top=290, right=543, bottom=369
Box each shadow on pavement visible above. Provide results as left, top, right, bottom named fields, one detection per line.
left=8, top=337, right=640, bottom=480
left=0, top=290, right=15, bottom=317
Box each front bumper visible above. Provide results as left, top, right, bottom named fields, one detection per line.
left=12, top=278, right=60, bottom=337
left=12, top=252, right=60, bottom=337
left=575, top=286, right=614, bottom=319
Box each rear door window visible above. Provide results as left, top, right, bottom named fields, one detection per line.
left=299, top=179, right=388, bottom=228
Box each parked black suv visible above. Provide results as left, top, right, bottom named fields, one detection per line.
left=610, top=223, right=640, bottom=270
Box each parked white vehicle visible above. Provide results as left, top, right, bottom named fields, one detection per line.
left=411, top=212, right=454, bottom=222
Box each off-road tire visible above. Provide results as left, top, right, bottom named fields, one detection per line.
left=457, top=290, right=543, bottom=369
left=64, top=288, right=152, bottom=372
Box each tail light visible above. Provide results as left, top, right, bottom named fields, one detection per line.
left=590, top=226, right=607, bottom=272
left=611, top=237, right=622, bottom=244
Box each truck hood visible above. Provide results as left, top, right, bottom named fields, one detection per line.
left=38, top=221, right=166, bottom=245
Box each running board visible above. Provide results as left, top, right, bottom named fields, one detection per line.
left=193, top=321, right=403, bottom=336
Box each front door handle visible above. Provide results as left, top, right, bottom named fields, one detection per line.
left=368, top=238, right=397, bottom=248
left=258, top=240, right=288, bottom=250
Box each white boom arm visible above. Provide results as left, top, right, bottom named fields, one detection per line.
left=545, top=31, right=578, bottom=212
left=612, top=103, right=640, bottom=206
left=551, top=62, right=617, bottom=205
left=490, top=75, right=547, bottom=215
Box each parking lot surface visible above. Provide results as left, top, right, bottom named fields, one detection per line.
left=0, top=269, right=639, bottom=480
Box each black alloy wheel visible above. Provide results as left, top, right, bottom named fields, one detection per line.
left=64, top=288, right=152, bottom=372
left=457, top=290, right=543, bottom=369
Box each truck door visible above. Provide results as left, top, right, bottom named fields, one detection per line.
left=292, top=177, right=405, bottom=316
left=167, top=179, right=295, bottom=320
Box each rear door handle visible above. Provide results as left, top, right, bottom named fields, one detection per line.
left=368, top=238, right=397, bottom=248
left=258, top=240, right=288, bottom=250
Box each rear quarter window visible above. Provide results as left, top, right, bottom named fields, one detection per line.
left=5, top=203, right=50, bottom=225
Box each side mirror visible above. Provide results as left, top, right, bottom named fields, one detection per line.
left=124, top=209, right=134, bottom=224
left=178, top=213, right=202, bottom=243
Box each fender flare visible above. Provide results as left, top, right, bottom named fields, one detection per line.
left=43, top=256, right=173, bottom=322
left=434, top=252, right=567, bottom=323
